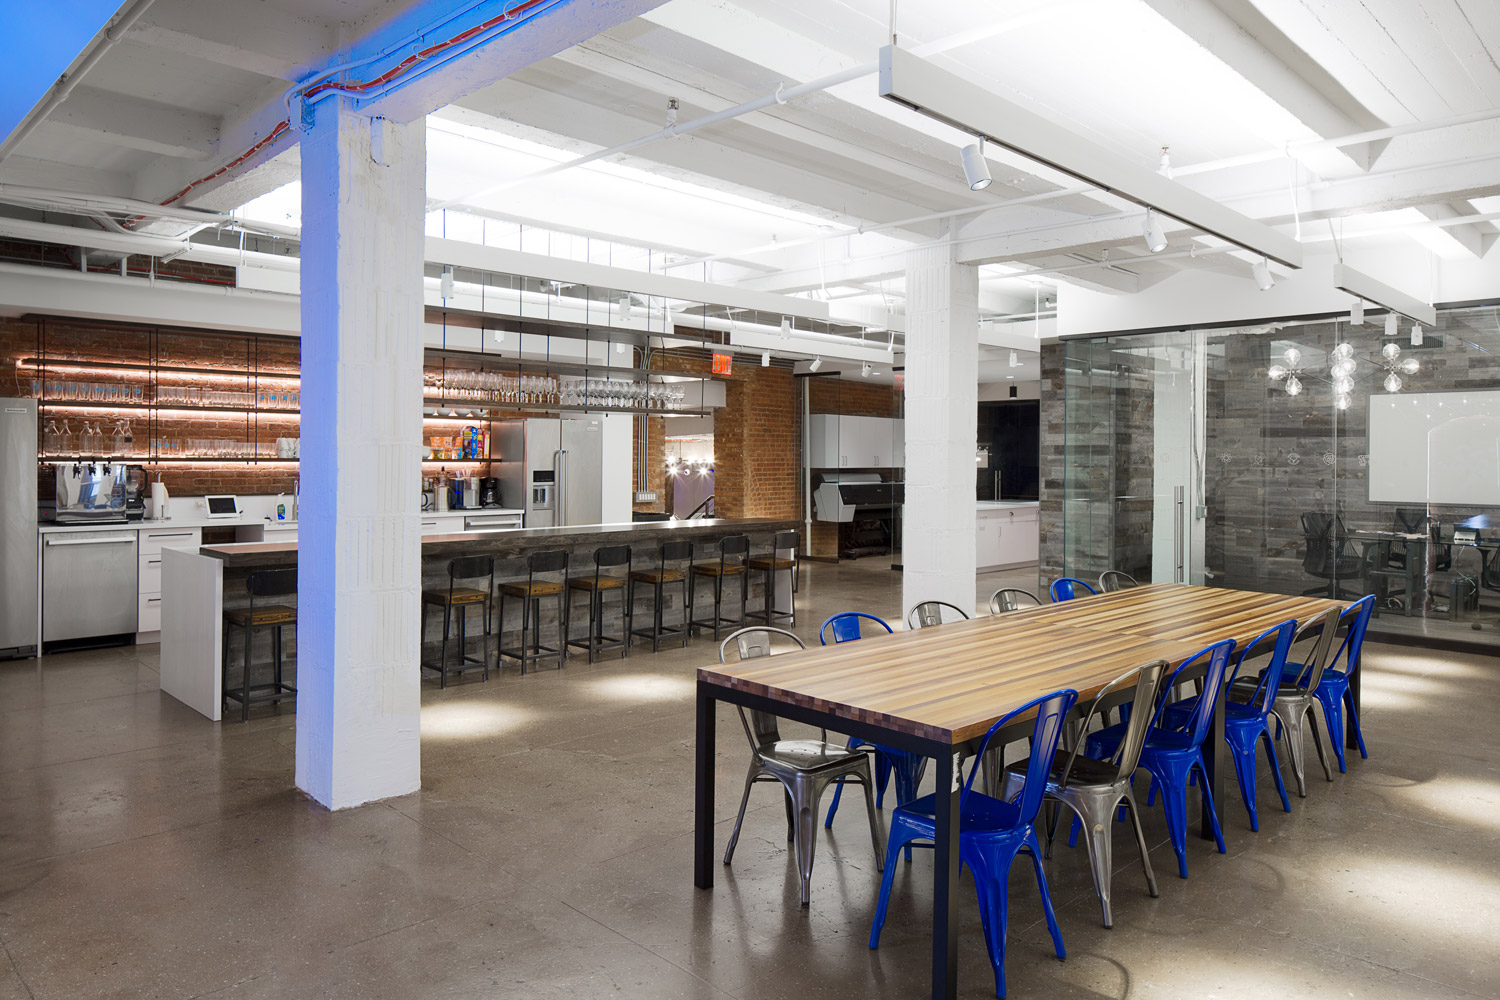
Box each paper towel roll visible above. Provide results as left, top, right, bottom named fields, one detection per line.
left=151, top=481, right=169, bottom=520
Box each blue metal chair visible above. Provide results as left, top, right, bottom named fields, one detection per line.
left=1298, top=595, right=1374, bottom=772
left=1085, top=638, right=1235, bottom=878
left=1161, top=620, right=1297, bottom=831
left=868, top=687, right=1078, bottom=1000
left=1050, top=577, right=1098, bottom=602
left=820, top=613, right=927, bottom=848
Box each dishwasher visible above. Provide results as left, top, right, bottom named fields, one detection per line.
left=42, top=530, right=139, bottom=647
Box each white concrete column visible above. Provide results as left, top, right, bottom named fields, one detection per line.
left=903, top=240, right=980, bottom=617
left=295, top=101, right=425, bottom=810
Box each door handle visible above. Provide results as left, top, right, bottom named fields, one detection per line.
left=45, top=536, right=134, bottom=546
left=1173, top=485, right=1185, bottom=584
left=145, top=531, right=194, bottom=539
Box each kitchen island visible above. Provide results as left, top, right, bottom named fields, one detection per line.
left=161, top=516, right=800, bottom=720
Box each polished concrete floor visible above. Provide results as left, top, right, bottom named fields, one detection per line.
left=1, top=560, right=1497, bottom=999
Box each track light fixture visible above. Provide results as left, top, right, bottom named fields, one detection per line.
left=1411, top=324, right=1424, bottom=346
left=1142, top=209, right=1167, bottom=253
left=960, top=139, right=992, bottom=191
left=618, top=296, right=633, bottom=321
left=1384, top=312, right=1398, bottom=337
left=761, top=349, right=771, bottom=367
left=1252, top=257, right=1274, bottom=291
left=860, top=361, right=872, bottom=378
left=809, top=356, right=823, bottom=372
left=615, top=341, right=628, bottom=355
left=780, top=316, right=791, bottom=339
left=1351, top=299, right=1364, bottom=325
left=440, top=268, right=454, bottom=300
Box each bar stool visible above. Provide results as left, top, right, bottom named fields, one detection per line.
left=628, top=540, right=693, bottom=652
left=746, top=530, right=800, bottom=627
left=566, top=545, right=631, bottom=663
left=420, top=555, right=494, bottom=687
left=691, top=534, right=750, bottom=641
left=497, top=549, right=569, bottom=674
left=221, top=568, right=297, bottom=722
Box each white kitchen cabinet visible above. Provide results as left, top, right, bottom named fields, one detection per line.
left=976, top=504, right=1039, bottom=570
left=137, top=526, right=201, bottom=639
left=808, top=414, right=904, bottom=469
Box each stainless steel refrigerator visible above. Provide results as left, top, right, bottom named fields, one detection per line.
left=0, top=398, right=38, bottom=659
left=496, top=417, right=604, bottom=528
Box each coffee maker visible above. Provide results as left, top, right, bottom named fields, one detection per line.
left=479, top=477, right=500, bottom=507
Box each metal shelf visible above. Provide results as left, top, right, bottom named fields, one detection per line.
left=423, top=347, right=714, bottom=384
left=42, top=455, right=297, bottom=464
left=423, top=398, right=711, bottom=417
left=23, top=357, right=299, bottom=380
left=37, top=400, right=300, bottom=416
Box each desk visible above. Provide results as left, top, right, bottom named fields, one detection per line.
left=694, top=584, right=1344, bottom=1000
left=1350, top=529, right=1432, bottom=615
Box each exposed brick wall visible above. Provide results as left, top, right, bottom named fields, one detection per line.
left=0, top=314, right=301, bottom=496
left=808, top=376, right=902, bottom=417
left=631, top=415, right=667, bottom=514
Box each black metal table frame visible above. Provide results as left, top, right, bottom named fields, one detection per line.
left=693, top=669, right=1260, bottom=1000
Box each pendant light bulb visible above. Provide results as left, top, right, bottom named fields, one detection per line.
left=1332, top=342, right=1354, bottom=361
left=1252, top=257, right=1274, bottom=291
left=1267, top=364, right=1288, bottom=381
left=1336, top=393, right=1352, bottom=411
left=1381, top=342, right=1401, bottom=361
left=1384, top=372, right=1403, bottom=393
left=960, top=141, right=993, bottom=191
left=1399, top=358, right=1420, bottom=375
left=1285, top=375, right=1303, bottom=397
left=1283, top=347, right=1302, bottom=368
left=1142, top=209, right=1167, bottom=253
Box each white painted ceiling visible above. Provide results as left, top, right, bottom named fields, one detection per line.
left=2, top=0, right=1499, bottom=345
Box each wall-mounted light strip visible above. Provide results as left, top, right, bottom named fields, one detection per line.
left=878, top=45, right=1304, bottom=270
left=1330, top=263, right=1436, bottom=326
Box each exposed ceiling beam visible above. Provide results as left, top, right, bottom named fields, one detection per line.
left=1414, top=201, right=1500, bottom=260
left=128, top=15, right=324, bottom=82
left=1141, top=0, right=1388, bottom=174
left=879, top=45, right=1304, bottom=269
left=48, top=85, right=219, bottom=161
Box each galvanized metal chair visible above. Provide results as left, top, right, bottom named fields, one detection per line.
left=719, top=627, right=885, bottom=907
left=1002, top=660, right=1169, bottom=928
left=1097, top=569, right=1139, bottom=592
left=988, top=588, right=1041, bottom=614
left=906, top=600, right=970, bottom=629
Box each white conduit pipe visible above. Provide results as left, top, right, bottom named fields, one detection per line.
left=0, top=183, right=300, bottom=238
left=0, top=0, right=157, bottom=166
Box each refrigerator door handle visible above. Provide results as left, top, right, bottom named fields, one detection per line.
left=44, top=536, right=136, bottom=547
left=553, top=448, right=567, bottom=526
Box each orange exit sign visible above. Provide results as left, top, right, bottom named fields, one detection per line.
left=711, top=353, right=733, bottom=375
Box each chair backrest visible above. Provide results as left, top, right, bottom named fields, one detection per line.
left=1059, top=660, right=1168, bottom=789
left=529, top=548, right=569, bottom=574
left=770, top=530, right=799, bottom=556
left=448, top=555, right=494, bottom=587
left=1050, top=577, right=1097, bottom=602
left=819, top=611, right=893, bottom=645
left=659, top=539, right=693, bottom=565
left=907, top=601, right=970, bottom=629
left=719, top=534, right=750, bottom=558
left=1285, top=605, right=1345, bottom=697
left=988, top=588, right=1041, bottom=614
left=967, top=688, right=1078, bottom=820
left=1232, top=619, right=1298, bottom=713
left=1335, top=595, right=1376, bottom=680
left=1301, top=512, right=1333, bottom=573
left=1097, top=570, right=1138, bottom=592
left=1154, top=638, right=1236, bottom=747
left=719, top=626, right=807, bottom=747
left=247, top=568, right=296, bottom=597
left=593, top=544, right=630, bottom=569
left=1395, top=507, right=1432, bottom=535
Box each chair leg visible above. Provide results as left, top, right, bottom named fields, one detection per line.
left=723, top=765, right=760, bottom=865
left=1261, top=730, right=1292, bottom=814
left=790, top=773, right=821, bottom=906
left=1346, top=691, right=1369, bottom=759
left=1025, top=828, right=1067, bottom=960
left=1316, top=689, right=1347, bottom=773
left=440, top=603, right=452, bottom=688
left=220, top=619, right=230, bottom=716
left=241, top=621, right=251, bottom=723
left=520, top=595, right=531, bottom=676
left=858, top=766, right=885, bottom=872
left=557, top=590, right=567, bottom=670
left=1277, top=707, right=1310, bottom=797
left=1228, top=737, right=1260, bottom=832
left=1307, top=708, right=1336, bottom=782
left=1123, top=790, right=1159, bottom=901
left=868, top=821, right=909, bottom=949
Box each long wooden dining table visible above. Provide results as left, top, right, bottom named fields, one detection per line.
left=693, top=584, right=1350, bottom=1000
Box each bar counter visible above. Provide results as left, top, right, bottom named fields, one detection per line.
left=162, top=517, right=800, bottom=721
left=198, top=516, right=800, bottom=567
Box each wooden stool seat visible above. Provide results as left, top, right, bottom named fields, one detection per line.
left=630, top=568, right=685, bottom=584
left=568, top=576, right=625, bottom=591
left=745, top=556, right=795, bottom=571
left=499, top=580, right=565, bottom=598
left=692, top=563, right=745, bottom=577
left=225, top=605, right=297, bottom=627
left=422, top=586, right=489, bottom=607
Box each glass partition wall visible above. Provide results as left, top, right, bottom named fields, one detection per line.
left=1060, top=306, right=1500, bottom=649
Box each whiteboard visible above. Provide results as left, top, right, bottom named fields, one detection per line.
left=1367, top=390, right=1500, bottom=506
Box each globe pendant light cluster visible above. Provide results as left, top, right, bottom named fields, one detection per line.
left=1268, top=337, right=1422, bottom=410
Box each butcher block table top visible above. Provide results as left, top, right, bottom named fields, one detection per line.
left=698, top=584, right=1345, bottom=745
